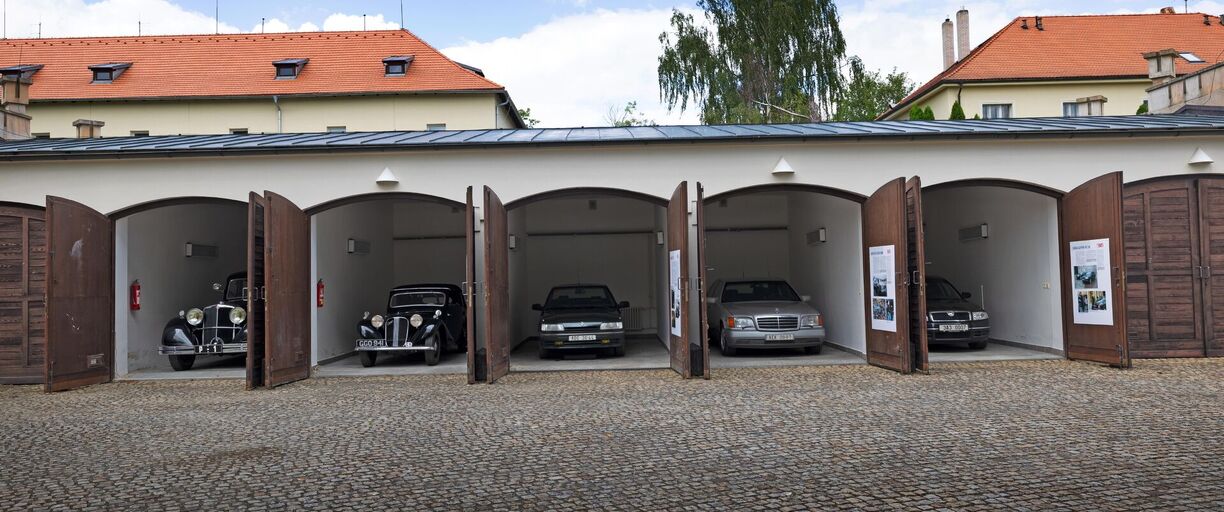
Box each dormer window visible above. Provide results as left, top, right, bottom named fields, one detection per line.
left=383, top=56, right=414, bottom=77
left=273, top=58, right=308, bottom=80
left=89, top=63, right=131, bottom=84
left=0, top=64, right=43, bottom=80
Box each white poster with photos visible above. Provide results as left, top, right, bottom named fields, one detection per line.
left=868, top=245, right=897, bottom=332
left=1070, top=238, right=1113, bottom=326
left=669, top=250, right=683, bottom=337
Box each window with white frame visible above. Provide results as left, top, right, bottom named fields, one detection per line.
left=982, top=104, right=1012, bottom=119
left=1062, top=102, right=1081, bottom=117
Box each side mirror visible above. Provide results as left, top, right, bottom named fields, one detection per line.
left=961, top=292, right=972, bottom=299
left=705, top=297, right=717, bottom=304
left=800, top=295, right=811, bottom=302
left=618, top=301, right=631, bottom=309
left=212, top=283, right=223, bottom=292
left=531, top=303, right=543, bottom=311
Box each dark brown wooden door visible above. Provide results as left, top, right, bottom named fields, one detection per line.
left=861, top=178, right=914, bottom=373
left=695, top=183, right=709, bottom=379
left=905, top=177, right=929, bottom=373
left=44, top=197, right=112, bottom=392
left=0, top=206, right=46, bottom=384
left=483, top=186, right=510, bottom=384
left=667, top=182, right=692, bottom=378
left=1198, top=179, right=1224, bottom=357
left=246, top=192, right=267, bottom=389
left=262, top=192, right=310, bottom=388
left=1062, top=172, right=1130, bottom=367
left=465, top=187, right=481, bottom=384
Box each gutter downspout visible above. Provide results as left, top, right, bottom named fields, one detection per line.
left=495, top=93, right=510, bottom=129
left=273, top=95, right=283, bottom=133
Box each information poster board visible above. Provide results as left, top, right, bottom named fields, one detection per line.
left=1070, top=238, right=1114, bottom=326
left=669, top=249, right=682, bottom=337
left=869, top=245, right=897, bottom=332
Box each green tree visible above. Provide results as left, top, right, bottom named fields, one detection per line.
left=606, top=101, right=656, bottom=127
left=923, top=106, right=935, bottom=119
left=949, top=100, right=966, bottom=120
left=658, top=0, right=847, bottom=124
left=1136, top=101, right=1149, bottom=115
left=908, top=105, right=934, bottom=120
left=831, top=56, right=913, bottom=121
left=516, top=108, right=540, bottom=128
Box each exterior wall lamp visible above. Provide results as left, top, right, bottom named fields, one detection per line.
left=376, top=167, right=399, bottom=185
left=1189, top=148, right=1214, bottom=167
left=771, top=157, right=795, bottom=175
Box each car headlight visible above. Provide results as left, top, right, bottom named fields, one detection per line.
left=600, top=321, right=623, bottom=330
left=409, top=314, right=424, bottom=328
left=972, top=311, right=989, bottom=321
left=370, top=315, right=385, bottom=329
left=728, top=316, right=754, bottom=330
left=540, top=323, right=564, bottom=332
left=229, top=307, right=247, bottom=325
left=800, top=314, right=821, bottom=328
left=186, top=308, right=204, bottom=326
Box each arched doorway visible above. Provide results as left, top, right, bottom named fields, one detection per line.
left=0, top=203, right=46, bottom=384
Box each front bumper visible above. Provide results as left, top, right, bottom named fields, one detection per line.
left=355, top=339, right=438, bottom=352
left=159, top=343, right=247, bottom=356
left=539, top=331, right=625, bottom=350
left=724, top=327, right=825, bottom=349
left=927, top=327, right=990, bottom=343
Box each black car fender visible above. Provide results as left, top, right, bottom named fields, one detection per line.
left=357, top=320, right=382, bottom=340
left=162, top=318, right=199, bottom=347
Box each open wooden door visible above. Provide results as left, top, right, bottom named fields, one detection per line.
left=465, top=187, right=481, bottom=384
left=1062, top=172, right=1130, bottom=367
left=246, top=192, right=267, bottom=389
left=43, top=197, right=112, bottom=392
left=667, top=182, right=692, bottom=378
left=482, top=186, right=510, bottom=384
left=905, top=178, right=929, bottom=373
left=262, top=192, right=311, bottom=387
left=861, top=179, right=916, bottom=374
left=0, top=205, right=46, bottom=385
left=695, top=183, right=710, bottom=379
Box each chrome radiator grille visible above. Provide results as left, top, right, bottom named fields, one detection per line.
left=388, top=316, right=412, bottom=346
left=200, top=304, right=239, bottom=343
left=929, top=311, right=971, bottom=322
left=755, top=315, right=799, bottom=331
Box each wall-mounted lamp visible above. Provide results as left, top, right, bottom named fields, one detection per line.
left=376, top=167, right=399, bottom=185
left=347, top=238, right=371, bottom=254
left=771, top=157, right=795, bottom=175
left=805, top=228, right=827, bottom=245
left=958, top=223, right=989, bottom=242
left=1189, top=147, right=1214, bottom=166
left=184, top=242, right=218, bottom=258
left=509, top=234, right=517, bottom=250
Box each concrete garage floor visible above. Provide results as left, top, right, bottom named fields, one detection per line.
left=315, top=350, right=468, bottom=377
left=510, top=334, right=671, bottom=372
left=710, top=343, right=866, bottom=368
left=929, top=341, right=1062, bottom=363
left=120, top=355, right=246, bottom=381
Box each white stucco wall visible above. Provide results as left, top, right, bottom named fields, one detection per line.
left=311, top=201, right=394, bottom=364
left=786, top=192, right=867, bottom=354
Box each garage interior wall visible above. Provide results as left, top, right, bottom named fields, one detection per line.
left=922, top=186, right=1064, bottom=351
left=114, top=203, right=247, bottom=376
left=705, top=191, right=866, bottom=354
left=507, top=195, right=665, bottom=348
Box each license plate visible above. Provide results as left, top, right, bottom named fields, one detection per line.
left=568, top=335, right=597, bottom=342
left=199, top=345, right=223, bottom=354
left=765, top=334, right=795, bottom=341
left=939, top=324, right=969, bottom=332
left=357, top=339, right=386, bottom=348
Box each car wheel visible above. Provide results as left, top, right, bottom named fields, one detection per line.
left=804, top=344, right=823, bottom=355
left=720, top=337, right=737, bottom=357
left=968, top=341, right=988, bottom=350
left=425, top=338, right=441, bottom=366
left=168, top=355, right=195, bottom=371
left=359, top=351, right=377, bottom=368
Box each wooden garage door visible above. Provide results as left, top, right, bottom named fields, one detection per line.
left=1199, top=179, right=1224, bottom=357
left=862, top=178, right=916, bottom=374
left=0, top=206, right=46, bottom=384
left=1062, top=173, right=1130, bottom=367
left=262, top=192, right=310, bottom=388
left=246, top=192, right=267, bottom=389
left=483, top=186, right=511, bottom=384
left=465, top=187, right=481, bottom=384
left=905, top=178, right=929, bottom=373
left=695, top=183, right=709, bottom=379
left=44, top=197, right=113, bottom=392
left=667, top=182, right=692, bottom=378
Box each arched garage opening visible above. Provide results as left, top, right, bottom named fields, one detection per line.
left=920, top=180, right=1066, bottom=362
left=0, top=202, right=46, bottom=384
left=111, top=197, right=249, bottom=379
left=503, top=188, right=672, bottom=372
left=309, top=192, right=469, bottom=375
left=701, top=185, right=868, bottom=368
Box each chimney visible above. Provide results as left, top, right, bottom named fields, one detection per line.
left=942, top=17, right=955, bottom=69
left=956, top=8, right=970, bottom=60
left=0, top=71, right=33, bottom=141
left=1143, top=48, right=1179, bottom=86
left=73, top=119, right=105, bottom=139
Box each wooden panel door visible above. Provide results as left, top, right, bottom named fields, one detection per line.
left=695, top=183, right=709, bottom=379
left=861, top=178, right=913, bottom=373
left=0, top=206, right=46, bottom=384
left=246, top=192, right=267, bottom=389
left=44, top=197, right=112, bottom=392
left=1196, top=178, right=1224, bottom=357
left=483, top=186, right=510, bottom=384
left=1062, top=172, right=1130, bottom=367
left=263, top=191, right=310, bottom=388
left=667, top=182, right=692, bottom=378
left=1123, top=178, right=1204, bottom=358
left=905, top=177, right=929, bottom=373
left=465, top=187, right=482, bottom=384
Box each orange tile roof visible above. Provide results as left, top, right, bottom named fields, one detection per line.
left=0, top=29, right=505, bottom=101
left=881, top=13, right=1224, bottom=119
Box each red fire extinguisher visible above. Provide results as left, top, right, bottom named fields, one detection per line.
left=316, top=279, right=325, bottom=308
left=130, top=280, right=141, bottom=311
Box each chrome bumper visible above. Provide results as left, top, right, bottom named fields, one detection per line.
left=159, top=343, right=247, bottom=356
left=355, top=340, right=437, bottom=352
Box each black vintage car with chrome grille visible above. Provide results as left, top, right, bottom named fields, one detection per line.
left=356, top=284, right=467, bottom=367
left=160, top=272, right=248, bottom=371
left=925, top=275, right=991, bottom=349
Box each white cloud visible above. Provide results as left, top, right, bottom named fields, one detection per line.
left=444, top=8, right=699, bottom=128
left=319, top=13, right=400, bottom=31
left=1, top=0, right=242, bottom=37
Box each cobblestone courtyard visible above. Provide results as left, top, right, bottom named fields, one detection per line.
left=1, top=359, right=1221, bottom=511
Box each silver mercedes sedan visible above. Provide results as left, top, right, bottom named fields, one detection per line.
left=705, top=279, right=826, bottom=356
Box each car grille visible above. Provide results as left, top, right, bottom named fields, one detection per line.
left=755, top=315, right=799, bottom=331
left=200, top=304, right=240, bottom=344
left=387, top=316, right=414, bottom=346
left=929, top=311, right=971, bottom=322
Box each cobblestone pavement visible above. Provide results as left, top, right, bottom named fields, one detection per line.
left=1, top=359, right=1222, bottom=511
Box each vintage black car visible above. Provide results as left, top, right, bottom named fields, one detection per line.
left=160, top=272, right=248, bottom=371
left=356, top=283, right=467, bottom=367
left=533, top=284, right=629, bottom=359
left=925, top=275, right=991, bottom=349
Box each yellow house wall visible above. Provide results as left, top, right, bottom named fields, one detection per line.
left=888, top=80, right=1151, bottom=120
left=28, top=93, right=504, bottom=137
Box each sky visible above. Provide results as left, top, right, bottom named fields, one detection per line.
left=4, top=1, right=1224, bottom=127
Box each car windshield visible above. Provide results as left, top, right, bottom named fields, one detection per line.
left=390, top=291, right=448, bottom=308
left=224, top=279, right=247, bottom=302
left=720, top=281, right=800, bottom=303
left=926, top=279, right=962, bottom=300
left=545, top=286, right=615, bottom=309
